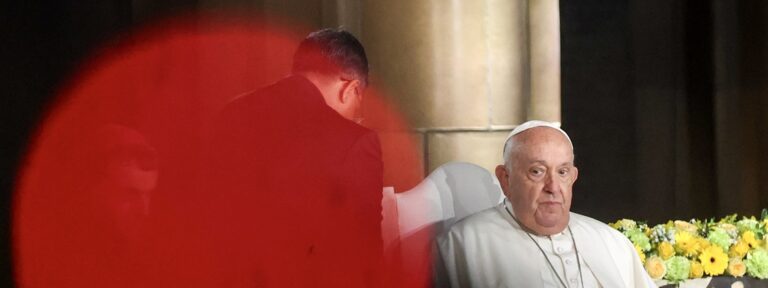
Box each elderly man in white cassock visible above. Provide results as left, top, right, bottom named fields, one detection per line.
left=435, top=120, right=656, bottom=288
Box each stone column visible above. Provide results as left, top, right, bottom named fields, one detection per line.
left=360, top=0, right=561, bottom=181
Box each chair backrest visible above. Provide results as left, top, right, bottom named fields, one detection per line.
left=380, top=162, right=503, bottom=286
left=395, top=161, right=504, bottom=239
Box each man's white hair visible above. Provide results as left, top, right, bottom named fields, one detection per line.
left=502, top=120, right=573, bottom=166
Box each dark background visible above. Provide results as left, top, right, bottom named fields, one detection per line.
left=562, top=1, right=768, bottom=224
left=3, top=1, right=768, bottom=286
left=3, top=2, right=200, bottom=286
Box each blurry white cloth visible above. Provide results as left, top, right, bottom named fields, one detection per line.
left=435, top=198, right=656, bottom=288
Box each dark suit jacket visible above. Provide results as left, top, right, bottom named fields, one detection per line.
left=205, top=75, right=384, bottom=287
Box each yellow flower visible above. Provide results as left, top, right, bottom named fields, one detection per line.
left=730, top=240, right=750, bottom=259
left=609, top=221, right=620, bottom=230
left=699, top=246, right=728, bottom=276
left=690, top=260, right=704, bottom=278
left=635, top=244, right=646, bottom=264
left=611, top=219, right=636, bottom=230
left=675, top=231, right=701, bottom=257
left=728, top=258, right=746, bottom=277
left=645, top=256, right=666, bottom=280
left=675, top=220, right=699, bottom=234
left=698, top=238, right=712, bottom=250
left=658, top=241, right=675, bottom=260
left=763, top=234, right=768, bottom=250
left=742, top=230, right=761, bottom=250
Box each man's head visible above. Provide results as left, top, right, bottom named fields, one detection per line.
left=495, top=121, right=578, bottom=236
left=292, top=28, right=368, bottom=122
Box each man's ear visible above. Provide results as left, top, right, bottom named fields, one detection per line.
left=495, top=165, right=510, bottom=192
left=339, top=79, right=362, bottom=104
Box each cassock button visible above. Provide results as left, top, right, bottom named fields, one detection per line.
left=565, top=258, right=573, bottom=265
left=555, top=246, right=563, bottom=253
left=570, top=278, right=578, bottom=284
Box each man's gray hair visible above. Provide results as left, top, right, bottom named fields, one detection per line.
left=502, top=120, right=573, bottom=167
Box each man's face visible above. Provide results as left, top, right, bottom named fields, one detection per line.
left=496, top=127, right=578, bottom=235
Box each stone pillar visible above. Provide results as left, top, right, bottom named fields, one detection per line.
left=360, top=0, right=561, bottom=181
left=528, top=0, right=561, bottom=122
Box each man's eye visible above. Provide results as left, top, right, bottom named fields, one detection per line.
left=530, top=168, right=544, bottom=176
left=558, top=169, right=569, bottom=176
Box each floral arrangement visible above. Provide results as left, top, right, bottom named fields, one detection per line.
left=610, top=209, right=768, bottom=284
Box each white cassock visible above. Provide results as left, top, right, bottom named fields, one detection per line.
left=435, top=198, right=657, bottom=288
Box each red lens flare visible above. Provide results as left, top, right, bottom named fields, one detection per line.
left=13, top=14, right=426, bottom=287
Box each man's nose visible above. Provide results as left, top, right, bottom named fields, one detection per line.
left=543, top=171, right=560, bottom=194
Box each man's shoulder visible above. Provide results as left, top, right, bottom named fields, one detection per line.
left=218, top=76, right=373, bottom=138
left=442, top=206, right=506, bottom=238
left=224, top=76, right=318, bottom=109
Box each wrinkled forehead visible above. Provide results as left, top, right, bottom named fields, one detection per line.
left=514, top=128, right=573, bottom=152
left=515, top=127, right=570, bottom=144
left=505, top=122, right=572, bottom=148
left=502, top=121, right=574, bottom=163
left=506, top=127, right=575, bottom=165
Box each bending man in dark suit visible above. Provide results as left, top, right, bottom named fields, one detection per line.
left=206, top=28, right=383, bottom=287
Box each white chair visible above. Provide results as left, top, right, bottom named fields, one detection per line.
left=380, top=162, right=504, bottom=285
left=394, top=161, right=503, bottom=239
